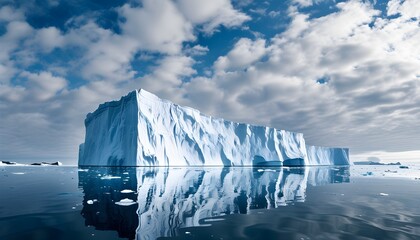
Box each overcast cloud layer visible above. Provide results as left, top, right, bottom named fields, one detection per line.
left=0, top=0, right=419, bottom=164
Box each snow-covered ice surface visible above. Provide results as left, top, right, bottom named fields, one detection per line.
left=79, top=89, right=349, bottom=166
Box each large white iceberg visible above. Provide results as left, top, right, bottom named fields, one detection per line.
left=78, top=89, right=349, bottom=166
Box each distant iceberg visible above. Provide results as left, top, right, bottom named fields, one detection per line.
left=78, top=89, right=349, bottom=166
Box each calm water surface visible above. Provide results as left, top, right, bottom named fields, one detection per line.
left=0, top=165, right=419, bottom=240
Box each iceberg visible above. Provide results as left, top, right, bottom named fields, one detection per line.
left=78, top=89, right=349, bottom=166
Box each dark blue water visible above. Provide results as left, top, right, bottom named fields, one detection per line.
left=0, top=166, right=419, bottom=240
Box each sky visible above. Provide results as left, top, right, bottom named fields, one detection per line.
left=0, top=0, right=419, bottom=165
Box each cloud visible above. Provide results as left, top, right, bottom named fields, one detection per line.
left=0, top=6, right=24, bottom=22
left=33, top=27, right=65, bottom=52
left=214, top=38, right=267, bottom=72
left=180, top=0, right=420, bottom=155
left=1, top=0, right=419, bottom=164
left=387, top=0, right=420, bottom=19
left=290, top=0, right=332, bottom=7
left=184, top=45, right=209, bottom=56
left=0, top=21, right=33, bottom=63
left=175, top=0, right=250, bottom=33
left=0, top=1, right=252, bottom=163
left=119, top=0, right=194, bottom=55
left=21, top=71, right=67, bottom=101
left=128, top=55, right=196, bottom=102
left=352, top=150, right=420, bottom=163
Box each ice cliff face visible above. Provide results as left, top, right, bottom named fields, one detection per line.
left=79, top=89, right=349, bottom=166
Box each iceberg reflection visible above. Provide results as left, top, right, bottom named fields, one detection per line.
left=78, top=166, right=349, bottom=239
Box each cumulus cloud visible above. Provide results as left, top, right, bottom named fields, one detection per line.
left=387, top=0, right=420, bottom=19
left=184, top=45, right=209, bottom=56
left=0, top=6, right=24, bottom=22
left=175, top=0, right=250, bottom=33
left=214, top=38, right=267, bottom=72
left=119, top=0, right=194, bottom=54
left=0, top=0, right=419, bottom=163
left=0, top=21, right=33, bottom=63
left=181, top=0, right=420, bottom=155
left=21, top=71, right=67, bottom=101
left=33, top=27, right=65, bottom=52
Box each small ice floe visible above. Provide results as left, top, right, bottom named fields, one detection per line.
left=257, top=169, right=276, bottom=172
left=1, top=161, right=18, bottom=165
left=115, top=198, right=137, bottom=206
left=12, top=172, right=25, bottom=175
left=123, top=172, right=129, bottom=175
left=203, top=218, right=225, bottom=222
left=100, top=175, right=121, bottom=180
left=30, top=161, right=62, bottom=166
left=379, top=193, right=389, bottom=196
left=185, top=232, right=191, bottom=235
left=399, top=166, right=409, bottom=169
left=121, top=189, right=134, bottom=193
left=78, top=169, right=89, bottom=172
left=87, top=199, right=98, bottom=204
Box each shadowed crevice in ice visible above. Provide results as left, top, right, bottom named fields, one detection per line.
left=282, top=158, right=305, bottom=166
left=78, top=166, right=349, bottom=240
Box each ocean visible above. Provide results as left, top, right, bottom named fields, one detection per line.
left=0, top=165, right=419, bottom=240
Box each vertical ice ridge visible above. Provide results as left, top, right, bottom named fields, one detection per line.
left=79, top=89, right=349, bottom=166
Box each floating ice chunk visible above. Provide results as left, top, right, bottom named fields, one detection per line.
left=379, top=193, right=389, bottom=196
left=257, top=169, right=276, bottom=172
left=121, top=189, right=134, bottom=193
left=100, top=175, right=121, bottom=180
left=12, top=172, right=25, bottom=175
left=115, top=198, right=137, bottom=206
left=78, top=169, right=89, bottom=172
left=87, top=199, right=98, bottom=204
left=204, top=218, right=225, bottom=222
